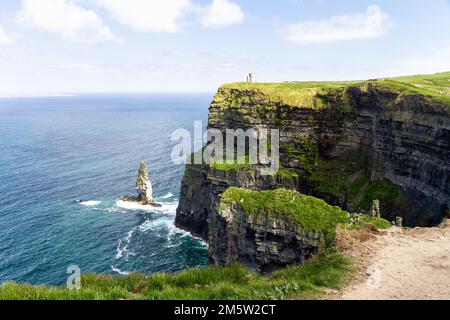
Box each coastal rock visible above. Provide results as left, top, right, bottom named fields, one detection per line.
left=208, top=204, right=324, bottom=273
left=122, top=161, right=160, bottom=206
left=136, top=161, right=154, bottom=204
left=175, top=164, right=300, bottom=240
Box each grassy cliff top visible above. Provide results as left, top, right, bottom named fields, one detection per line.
left=219, top=71, right=450, bottom=107
left=220, top=188, right=350, bottom=234
left=0, top=251, right=352, bottom=300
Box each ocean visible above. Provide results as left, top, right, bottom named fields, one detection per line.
left=0, top=93, right=212, bottom=286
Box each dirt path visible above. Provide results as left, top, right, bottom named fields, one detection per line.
left=334, top=220, right=450, bottom=300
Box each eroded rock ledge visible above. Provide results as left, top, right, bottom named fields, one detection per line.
left=208, top=188, right=348, bottom=273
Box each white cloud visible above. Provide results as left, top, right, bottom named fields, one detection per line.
left=17, top=0, right=119, bottom=44
left=0, top=26, right=14, bottom=45
left=96, top=0, right=192, bottom=33
left=282, top=5, right=391, bottom=45
left=199, top=0, right=245, bottom=28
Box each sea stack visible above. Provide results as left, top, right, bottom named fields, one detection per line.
left=122, top=161, right=160, bottom=206
left=136, top=161, right=153, bottom=204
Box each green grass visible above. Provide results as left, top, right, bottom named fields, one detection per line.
left=0, top=251, right=352, bottom=300
left=347, top=216, right=392, bottom=230
left=220, top=188, right=350, bottom=237
left=218, top=81, right=355, bottom=109
left=209, top=155, right=254, bottom=172
left=219, top=71, right=450, bottom=107
left=386, top=71, right=450, bottom=97
left=223, top=81, right=358, bottom=91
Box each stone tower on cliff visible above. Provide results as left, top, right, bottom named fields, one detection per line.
left=246, top=73, right=255, bottom=83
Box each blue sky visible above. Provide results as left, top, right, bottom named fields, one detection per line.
left=0, top=0, right=449, bottom=95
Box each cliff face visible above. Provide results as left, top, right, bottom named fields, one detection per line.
left=176, top=76, right=450, bottom=271
left=207, top=188, right=349, bottom=273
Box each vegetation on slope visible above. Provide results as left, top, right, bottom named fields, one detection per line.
left=219, top=186, right=389, bottom=236
left=281, top=139, right=408, bottom=215
left=209, top=155, right=254, bottom=172
left=219, top=71, right=450, bottom=107
left=220, top=187, right=350, bottom=246
left=383, top=71, right=450, bottom=99
left=348, top=215, right=392, bottom=230
left=217, top=82, right=354, bottom=109
left=0, top=251, right=352, bottom=300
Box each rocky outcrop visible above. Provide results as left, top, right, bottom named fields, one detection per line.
left=136, top=161, right=154, bottom=204
left=209, top=203, right=323, bottom=273
left=176, top=77, right=450, bottom=271
left=122, top=161, right=159, bottom=206
left=205, top=188, right=349, bottom=273
left=175, top=165, right=300, bottom=240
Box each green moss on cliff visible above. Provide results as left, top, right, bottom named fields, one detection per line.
left=220, top=188, right=350, bottom=236
left=281, top=139, right=408, bottom=215
left=209, top=155, right=253, bottom=172
left=277, top=167, right=299, bottom=179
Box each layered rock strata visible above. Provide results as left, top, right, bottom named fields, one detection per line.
left=176, top=78, right=450, bottom=271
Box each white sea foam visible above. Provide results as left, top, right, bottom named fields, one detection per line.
left=113, top=198, right=207, bottom=264
left=138, top=219, right=160, bottom=232
left=111, top=266, right=130, bottom=276
left=159, top=192, right=174, bottom=199
left=79, top=200, right=102, bottom=207
left=115, top=240, right=124, bottom=259
left=137, top=217, right=186, bottom=237
left=115, top=228, right=135, bottom=260
left=166, top=220, right=191, bottom=239
left=115, top=200, right=154, bottom=212
left=115, top=200, right=178, bottom=215
left=153, top=202, right=178, bottom=215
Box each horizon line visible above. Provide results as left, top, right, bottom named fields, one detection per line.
left=0, top=91, right=217, bottom=98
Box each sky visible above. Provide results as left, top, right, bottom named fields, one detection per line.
left=0, top=0, right=449, bottom=95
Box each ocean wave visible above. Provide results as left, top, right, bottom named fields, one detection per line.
left=137, top=217, right=184, bottom=235
left=111, top=266, right=131, bottom=276
left=115, top=228, right=135, bottom=260
left=115, top=240, right=124, bottom=259
left=78, top=200, right=102, bottom=207
left=137, top=216, right=197, bottom=248
left=153, top=202, right=178, bottom=215
left=138, top=219, right=159, bottom=232
left=159, top=192, right=174, bottom=199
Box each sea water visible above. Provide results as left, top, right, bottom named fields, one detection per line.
left=0, top=93, right=212, bottom=285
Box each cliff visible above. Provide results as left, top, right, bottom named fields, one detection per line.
left=176, top=72, right=450, bottom=271
left=209, top=188, right=349, bottom=273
